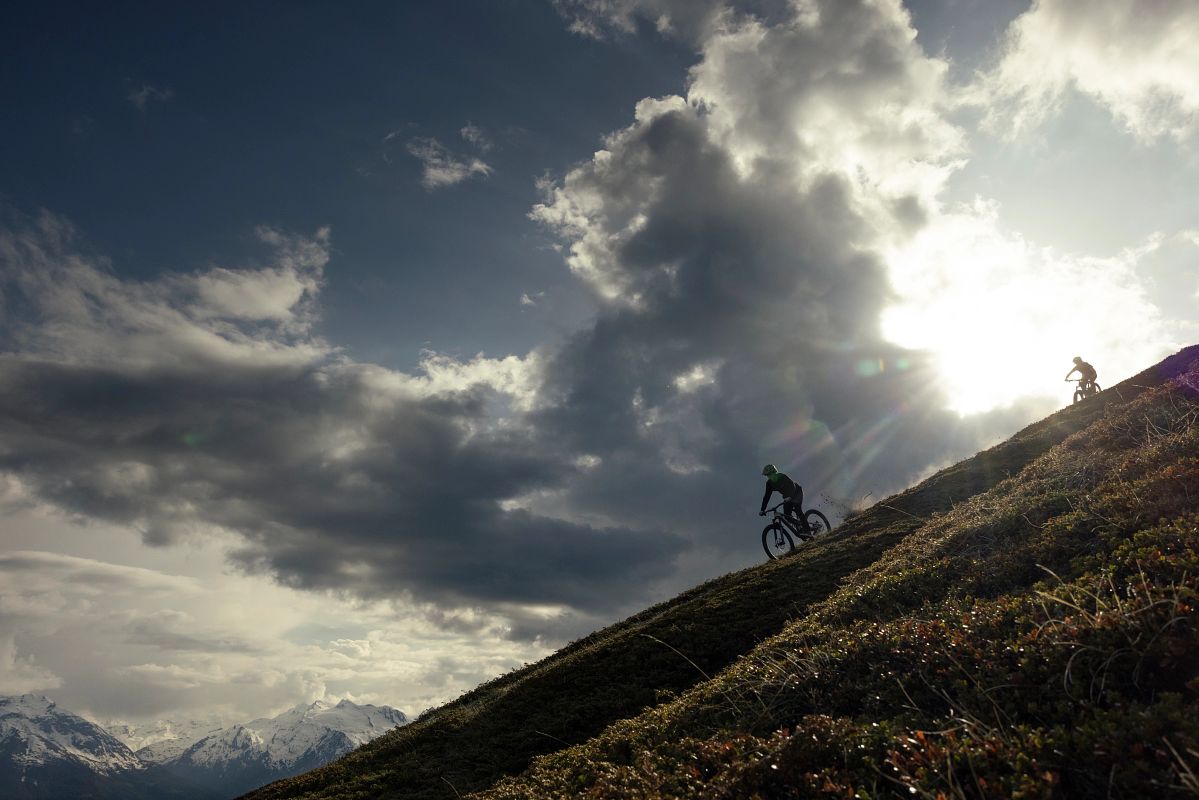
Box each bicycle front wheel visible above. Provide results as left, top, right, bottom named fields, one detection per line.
left=762, top=523, right=795, bottom=560
left=804, top=509, right=832, bottom=538
left=1073, top=389, right=1084, bottom=404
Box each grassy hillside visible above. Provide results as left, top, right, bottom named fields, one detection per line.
left=245, top=345, right=1199, bottom=799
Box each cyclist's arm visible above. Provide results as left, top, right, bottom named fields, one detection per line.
left=760, top=482, right=773, bottom=514
left=1065, top=366, right=1079, bottom=379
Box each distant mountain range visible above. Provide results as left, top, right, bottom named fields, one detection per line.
left=106, top=717, right=226, bottom=762
left=0, top=694, right=407, bottom=799
left=145, top=699, right=408, bottom=797
left=0, top=694, right=202, bottom=799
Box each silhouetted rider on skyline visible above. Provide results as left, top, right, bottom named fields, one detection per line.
left=1065, top=356, right=1097, bottom=389
left=759, top=464, right=803, bottom=526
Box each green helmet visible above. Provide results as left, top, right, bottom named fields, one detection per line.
left=761, top=464, right=778, bottom=476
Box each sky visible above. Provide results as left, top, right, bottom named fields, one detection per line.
left=1, top=0, right=1196, bottom=728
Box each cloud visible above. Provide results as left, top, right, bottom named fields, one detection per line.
left=0, top=213, right=328, bottom=371
left=0, top=635, right=62, bottom=695
left=128, top=84, right=174, bottom=111
left=550, top=0, right=791, bottom=43
left=4, top=0, right=1167, bottom=666
left=0, top=512, right=553, bottom=722
left=406, top=137, right=493, bottom=189
left=0, top=211, right=682, bottom=628
left=0, top=551, right=201, bottom=599
left=1, top=1, right=1033, bottom=649
left=520, top=0, right=1048, bottom=553
left=124, top=611, right=260, bottom=654
left=460, top=122, right=493, bottom=152
left=975, top=0, right=1199, bottom=142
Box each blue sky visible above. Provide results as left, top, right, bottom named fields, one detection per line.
left=1, top=0, right=1197, bottom=727
left=1, top=1, right=691, bottom=366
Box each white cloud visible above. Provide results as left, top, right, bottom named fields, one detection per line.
left=190, top=227, right=328, bottom=324
left=551, top=0, right=790, bottom=43
left=120, top=662, right=227, bottom=691
left=406, top=137, right=494, bottom=189
left=0, top=509, right=552, bottom=723
left=687, top=3, right=963, bottom=200
left=976, top=0, right=1199, bottom=142
left=460, top=122, right=493, bottom=152
left=534, top=1, right=964, bottom=304
left=127, top=84, right=174, bottom=111
left=0, top=636, right=62, bottom=695
left=352, top=348, right=543, bottom=414
left=0, top=214, right=330, bottom=370
left=0, top=551, right=202, bottom=598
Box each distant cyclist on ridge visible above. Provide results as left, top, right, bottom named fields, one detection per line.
left=1065, top=356, right=1098, bottom=390
left=759, top=464, right=805, bottom=528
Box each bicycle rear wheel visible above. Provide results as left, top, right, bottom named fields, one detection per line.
left=804, top=509, right=832, bottom=538
left=762, top=523, right=794, bottom=560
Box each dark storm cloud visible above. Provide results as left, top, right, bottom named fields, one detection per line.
left=0, top=214, right=683, bottom=623
left=523, top=97, right=987, bottom=555
left=0, top=354, right=679, bottom=612
left=518, top=0, right=1004, bottom=560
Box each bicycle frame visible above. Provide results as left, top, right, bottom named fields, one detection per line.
left=766, top=502, right=811, bottom=538
left=1066, top=377, right=1100, bottom=402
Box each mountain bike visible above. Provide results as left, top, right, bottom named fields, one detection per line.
left=1067, top=377, right=1101, bottom=404
left=761, top=501, right=833, bottom=560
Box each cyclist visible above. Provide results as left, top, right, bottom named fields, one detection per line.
left=1065, top=356, right=1098, bottom=391
left=759, top=464, right=805, bottom=529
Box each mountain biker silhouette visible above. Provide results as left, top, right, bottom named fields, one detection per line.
left=759, top=464, right=803, bottom=526
left=1065, top=356, right=1098, bottom=390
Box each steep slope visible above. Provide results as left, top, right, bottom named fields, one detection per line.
left=0, top=694, right=210, bottom=800
left=245, top=345, right=1199, bottom=800
left=165, top=700, right=407, bottom=798
left=480, top=347, right=1199, bottom=798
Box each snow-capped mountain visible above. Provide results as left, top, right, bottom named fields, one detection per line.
left=107, top=716, right=226, bottom=755
left=107, top=717, right=226, bottom=765
left=0, top=694, right=209, bottom=799
left=1, top=694, right=142, bottom=775
left=0, top=694, right=405, bottom=799
left=161, top=699, right=407, bottom=797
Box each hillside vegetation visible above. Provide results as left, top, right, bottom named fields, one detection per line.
left=245, top=345, right=1199, bottom=799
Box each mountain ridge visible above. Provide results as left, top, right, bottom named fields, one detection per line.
left=164, top=699, right=408, bottom=797
left=0, top=694, right=406, bottom=799
left=244, top=344, right=1199, bottom=798
left=0, top=693, right=205, bottom=800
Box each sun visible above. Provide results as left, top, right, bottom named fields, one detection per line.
left=880, top=206, right=1165, bottom=416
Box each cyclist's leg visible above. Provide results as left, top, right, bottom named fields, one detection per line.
left=784, top=488, right=809, bottom=535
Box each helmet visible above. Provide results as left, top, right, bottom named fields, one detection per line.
left=1073, top=356, right=1083, bottom=363
left=761, top=464, right=778, bottom=476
